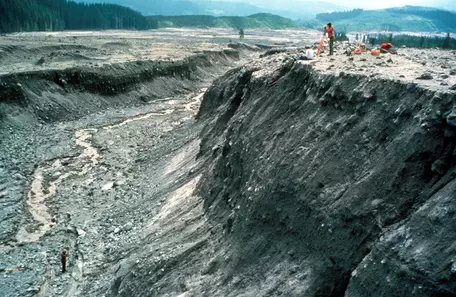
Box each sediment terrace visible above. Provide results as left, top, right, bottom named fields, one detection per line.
left=1, top=30, right=456, bottom=297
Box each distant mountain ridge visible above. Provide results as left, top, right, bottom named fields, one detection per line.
left=76, top=0, right=265, bottom=16
left=312, top=5, right=456, bottom=32
left=75, top=0, right=348, bottom=20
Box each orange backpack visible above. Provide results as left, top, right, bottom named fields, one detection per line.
left=371, top=49, right=380, bottom=56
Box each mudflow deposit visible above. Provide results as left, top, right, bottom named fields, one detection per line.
left=1, top=28, right=456, bottom=297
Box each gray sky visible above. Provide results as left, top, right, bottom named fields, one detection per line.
left=227, top=0, right=454, bottom=10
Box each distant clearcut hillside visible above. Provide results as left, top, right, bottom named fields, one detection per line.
left=147, top=13, right=299, bottom=29
left=312, top=6, right=456, bottom=33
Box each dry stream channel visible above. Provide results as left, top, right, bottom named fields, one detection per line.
left=17, top=89, right=206, bottom=245
left=2, top=88, right=207, bottom=296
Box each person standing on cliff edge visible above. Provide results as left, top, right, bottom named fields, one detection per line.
left=324, top=23, right=335, bottom=56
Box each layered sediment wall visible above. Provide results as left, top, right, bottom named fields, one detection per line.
left=193, top=55, right=456, bottom=296
left=0, top=49, right=240, bottom=126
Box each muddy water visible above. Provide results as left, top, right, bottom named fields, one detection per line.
left=102, top=111, right=168, bottom=130
left=15, top=89, right=207, bottom=245
left=74, top=129, right=100, bottom=176
left=184, top=88, right=207, bottom=111
left=16, top=129, right=100, bottom=243
left=15, top=168, right=53, bottom=243
left=102, top=88, right=206, bottom=130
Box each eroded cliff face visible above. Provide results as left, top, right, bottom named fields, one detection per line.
left=194, top=54, right=456, bottom=296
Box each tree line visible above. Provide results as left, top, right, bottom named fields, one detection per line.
left=354, top=32, right=456, bottom=50
left=0, top=0, right=157, bottom=33
left=316, top=9, right=363, bottom=23
left=147, top=13, right=297, bottom=30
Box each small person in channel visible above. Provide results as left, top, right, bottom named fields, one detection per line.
left=61, top=249, right=68, bottom=273
left=324, top=23, right=335, bottom=56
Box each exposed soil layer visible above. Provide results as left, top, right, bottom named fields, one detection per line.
left=1, top=29, right=456, bottom=297
left=193, top=55, right=456, bottom=296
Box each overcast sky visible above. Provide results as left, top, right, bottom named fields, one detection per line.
left=227, top=0, right=454, bottom=10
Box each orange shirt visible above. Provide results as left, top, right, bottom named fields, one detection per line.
left=325, top=26, right=335, bottom=38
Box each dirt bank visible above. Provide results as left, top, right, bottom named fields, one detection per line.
left=110, top=51, right=456, bottom=296
left=194, top=55, right=456, bottom=296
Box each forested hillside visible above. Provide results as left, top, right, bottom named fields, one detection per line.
left=0, top=0, right=152, bottom=33
left=147, top=13, right=298, bottom=29
left=310, top=6, right=456, bottom=33
left=388, top=6, right=455, bottom=31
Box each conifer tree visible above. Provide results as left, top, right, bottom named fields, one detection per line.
left=443, top=32, right=451, bottom=49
